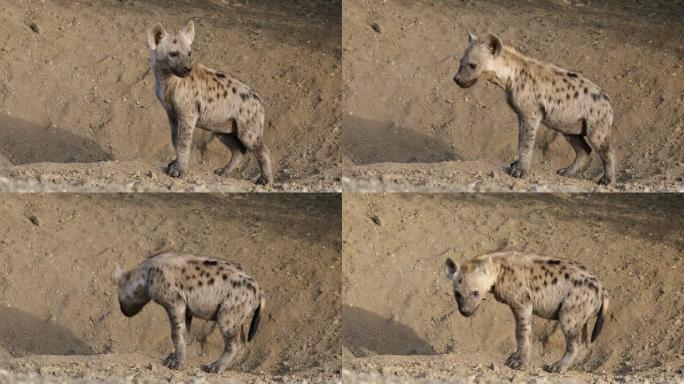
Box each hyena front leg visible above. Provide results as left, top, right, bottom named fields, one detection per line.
left=506, top=304, right=533, bottom=370
left=509, top=115, right=541, bottom=178
left=167, top=116, right=197, bottom=178
left=215, top=134, right=247, bottom=177
left=166, top=111, right=179, bottom=148
left=163, top=304, right=188, bottom=369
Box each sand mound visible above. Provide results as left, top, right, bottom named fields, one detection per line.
left=0, top=194, right=341, bottom=382
left=343, top=0, right=684, bottom=192
left=343, top=193, right=684, bottom=382
left=0, top=0, right=341, bottom=191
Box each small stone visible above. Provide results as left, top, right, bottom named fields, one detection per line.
left=29, top=22, right=40, bottom=33
left=371, top=22, right=382, bottom=33
left=371, top=215, right=382, bottom=226
left=28, top=215, right=39, bottom=226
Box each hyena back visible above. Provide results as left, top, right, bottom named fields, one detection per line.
left=113, top=252, right=264, bottom=373
left=454, top=32, right=615, bottom=185
left=147, top=21, right=273, bottom=185
left=444, top=251, right=608, bottom=373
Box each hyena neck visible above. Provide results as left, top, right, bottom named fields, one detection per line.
left=150, top=56, right=178, bottom=85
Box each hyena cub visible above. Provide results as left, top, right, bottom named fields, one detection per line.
left=454, top=32, right=615, bottom=185
left=443, top=251, right=608, bottom=373
left=112, top=252, right=264, bottom=373
left=147, top=21, right=273, bottom=185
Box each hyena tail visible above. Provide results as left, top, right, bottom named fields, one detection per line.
left=247, top=296, right=265, bottom=342
left=591, top=294, right=609, bottom=342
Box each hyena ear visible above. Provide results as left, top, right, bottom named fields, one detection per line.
left=147, top=23, right=167, bottom=50
left=444, top=258, right=459, bottom=280
left=485, top=33, right=503, bottom=58
left=467, top=30, right=477, bottom=44
left=179, top=20, right=195, bottom=45
left=112, top=264, right=125, bottom=285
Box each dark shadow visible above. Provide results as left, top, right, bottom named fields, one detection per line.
left=0, top=307, right=94, bottom=356
left=0, top=116, right=112, bottom=164
left=343, top=116, right=463, bottom=164
left=342, top=306, right=436, bottom=356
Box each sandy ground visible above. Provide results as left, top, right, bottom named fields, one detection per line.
left=0, top=194, right=342, bottom=383
left=342, top=0, right=684, bottom=192
left=342, top=193, right=684, bottom=383
left=0, top=0, right=341, bottom=192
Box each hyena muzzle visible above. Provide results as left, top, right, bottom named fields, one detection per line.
left=113, top=252, right=264, bottom=373
left=147, top=21, right=273, bottom=185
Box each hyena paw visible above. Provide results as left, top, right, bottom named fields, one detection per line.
left=163, top=353, right=184, bottom=370
left=256, top=175, right=272, bottom=185
left=556, top=167, right=575, bottom=177
left=505, top=352, right=528, bottom=370
left=214, top=167, right=231, bottom=177
left=598, top=174, right=614, bottom=185
left=544, top=361, right=568, bottom=373
left=167, top=160, right=185, bottom=179
left=508, top=161, right=528, bottom=179
left=203, top=360, right=227, bottom=374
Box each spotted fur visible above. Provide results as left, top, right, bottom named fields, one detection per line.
left=444, top=251, right=608, bottom=373
left=113, top=252, right=264, bottom=373
left=453, top=32, right=615, bottom=185
left=147, top=21, right=273, bottom=185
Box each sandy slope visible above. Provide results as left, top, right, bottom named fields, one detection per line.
left=0, top=194, right=342, bottom=382
left=342, top=193, right=684, bottom=382
left=0, top=0, right=341, bottom=192
left=342, top=0, right=684, bottom=192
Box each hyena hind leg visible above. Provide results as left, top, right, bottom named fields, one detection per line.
left=204, top=309, right=243, bottom=373
left=238, top=126, right=273, bottom=185
left=585, top=122, right=615, bottom=185
left=557, top=134, right=592, bottom=177
left=215, top=134, right=247, bottom=177
left=545, top=306, right=586, bottom=373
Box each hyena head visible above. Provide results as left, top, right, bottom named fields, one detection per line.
left=453, top=32, right=503, bottom=88
left=112, top=265, right=151, bottom=317
left=444, top=256, right=497, bottom=317
left=147, top=21, right=195, bottom=78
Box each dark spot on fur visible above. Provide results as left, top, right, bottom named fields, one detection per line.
left=565, top=273, right=570, bottom=279
left=216, top=71, right=226, bottom=78
left=195, top=101, right=201, bottom=114
left=208, top=97, right=214, bottom=103
left=223, top=90, right=228, bottom=97
left=198, top=281, right=203, bottom=287
left=534, top=286, right=540, bottom=292
left=222, top=274, right=228, bottom=280
left=208, top=278, right=215, bottom=285
left=232, top=87, right=236, bottom=93
left=574, top=91, right=579, bottom=98
left=592, top=93, right=600, bottom=101
left=195, top=266, right=201, bottom=271
left=552, top=277, right=558, bottom=284
left=584, top=87, right=588, bottom=94
left=239, top=107, right=243, bottom=113
left=562, top=78, right=568, bottom=84
left=240, top=93, right=249, bottom=101
left=231, top=280, right=242, bottom=288
left=567, top=72, right=578, bottom=78
left=548, top=260, right=561, bottom=265
left=203, top=260, right=218, bottom=266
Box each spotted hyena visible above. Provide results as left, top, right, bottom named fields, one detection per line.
left=112, top=252, right=264, bottom=373
left=453, top=32, right=615, bottom=185
left=147, top=21, right=273, bottom=185
left=443, top=251, right=608, bottom=373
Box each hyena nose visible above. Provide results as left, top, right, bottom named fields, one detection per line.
left=453, top=75, right=460, bottom=84
left=184, top=65, right=192, bottom=72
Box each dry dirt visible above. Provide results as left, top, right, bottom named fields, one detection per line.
left=0, top=0, right=341, bottom=192
left=0, top=194, right=342, bottom=383
left=342, top=0, right=684, bottom=192
left=342, top=193, right=684, bottom=383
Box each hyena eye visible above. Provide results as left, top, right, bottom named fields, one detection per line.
left=188, top=51, right=192, bottom=57
left=468, top=63, right=477, bottom=70
left=169, top=51, right=179, bottom=57
left=472, top=291, right=480, bottom=297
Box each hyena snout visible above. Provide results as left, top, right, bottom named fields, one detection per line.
left=119, top=300, right=145, bottom=317
left=454, top=291, right=479, bottom=317
left=454, top=68, right=477, bottom=88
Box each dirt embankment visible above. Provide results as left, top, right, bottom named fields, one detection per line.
left=343, top=193, right=684, bottom=383
left=0, top=0, right=341, bottom=192
left=342, top=0, right=684, bottom=192
left=0, top=194, right=342, bottom=383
